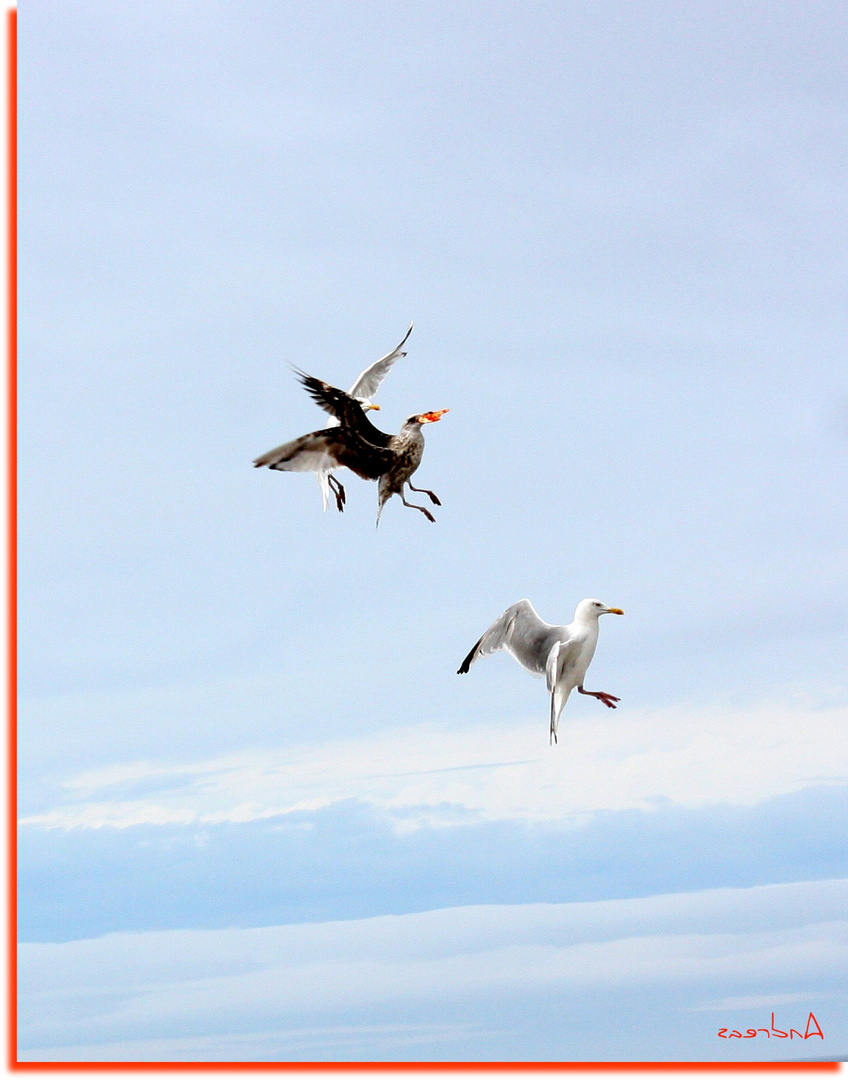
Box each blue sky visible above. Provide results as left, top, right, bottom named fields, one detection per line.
left=18, top=0, right=848, bottom=1063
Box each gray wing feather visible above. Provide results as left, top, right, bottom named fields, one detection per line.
left=253, top=433, right=339, bottom=473
left=348, top=322, right=413, bottom=402
left=458, top=599, right=553, bottom=676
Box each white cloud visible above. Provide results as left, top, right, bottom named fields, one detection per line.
left=18, top=879, right=848, bottom=1062
left=20, top=700, right=848, bottom=830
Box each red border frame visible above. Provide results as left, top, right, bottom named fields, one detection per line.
left=7, top=1066, right=846, bottom=1074
left=7, top=3, right=17, bottom=1072
left=3, top=7, right=841, bottom=1072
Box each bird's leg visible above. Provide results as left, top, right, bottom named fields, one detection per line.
left=407, top=482, right=441, bottom=506
left=327, top=474, right=346, bottom=513
left=577, top=685, right=620, bottom=709
left=328, top=475, right=345, bottom=506
left=549, top=689, right=562, bottom=745
left=400, top=490, right=436, bottom=523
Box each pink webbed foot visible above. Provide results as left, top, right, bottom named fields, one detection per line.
left=578, top=686, right=621, bottom=709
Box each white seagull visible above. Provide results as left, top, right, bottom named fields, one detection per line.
left=457, top=598, right=624, bottom=744
left=315, top=322, right=414, bottom=511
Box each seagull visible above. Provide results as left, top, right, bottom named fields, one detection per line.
left=253, top=372, right=448, bottom=525
left=457, top=598, right=624, bottom=744
left=315, top=323, right=414, bottom=512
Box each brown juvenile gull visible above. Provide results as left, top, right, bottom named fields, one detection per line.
left=253, top=372, right=448, bottom=525
left=457, top=598, right=624, bottom=744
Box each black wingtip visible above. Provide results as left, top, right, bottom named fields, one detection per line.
left=291, top=366, right=322, bottom=394
left=457, top=636, right=483, bottom=675
left=294, top=370, right=332, bottom=409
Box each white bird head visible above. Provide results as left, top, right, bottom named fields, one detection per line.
left=575, top=598, right=624, bottom=621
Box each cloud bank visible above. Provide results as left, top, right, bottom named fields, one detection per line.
left=18, top=879, right=848, bottom=1062
left=19, top=700, right=848, bottom=942
left=21, top=701, right=847, bottom=830
left=18, top=783, right=848, bottom=942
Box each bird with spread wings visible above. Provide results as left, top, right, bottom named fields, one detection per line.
left=313, top=323, right=414, bottom=511
left=458, top=598, right=623, bottom=743
left=253, top=371, right=448, bottom=525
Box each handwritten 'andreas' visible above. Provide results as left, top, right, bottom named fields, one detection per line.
left=718, top=1012, right=823, bottom=1040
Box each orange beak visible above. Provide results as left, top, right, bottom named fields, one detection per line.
left=608, top=608, right=624, bottom=615
left=420, top=409, right=449, bottom=423
left=366, top=403, right=381, bottom=411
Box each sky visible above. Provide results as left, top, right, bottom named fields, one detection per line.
left=17, top=0, right=848, bottom=1064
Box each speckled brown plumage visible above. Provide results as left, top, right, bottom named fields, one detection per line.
left=253, top=372, right=447, bottom=523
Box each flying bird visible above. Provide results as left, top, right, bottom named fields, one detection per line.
left=315, top=323, right=414, bottom=511
left=253, top=372, right=448, bottom=525
left=457, top=598, right=624, bottom=744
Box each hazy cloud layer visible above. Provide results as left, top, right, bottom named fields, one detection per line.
left=19, top=784, right=848, bottom=942
left=18, top=879, right=847, bottom=1062
left=20, top=701, right=847, bottom=829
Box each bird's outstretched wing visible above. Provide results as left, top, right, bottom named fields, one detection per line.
left=348, top=322, right=413, bottom=402
left=457, top=599, right=556, bottom=676
left=253, top=429, right=343, bottom=473
left=253, top=424, right=392, bottom=480
left=295, top=372, right=391, bottom=447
